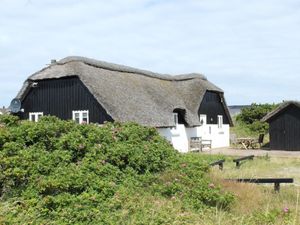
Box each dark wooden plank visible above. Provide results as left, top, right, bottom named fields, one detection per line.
left=268, top=105, right=300, bottom=151
left=233, top=155, right=254, bottom=162
left=226, top=178, right=294, bottom=192
left=232, top=178, right=293, bottom=183
left=210, top=159, right=225, bottom=166
left=21, top=77, right=113, bottom=124
left=233, top=155, right=254, bottom=168
left=210, top=159, right=225, bottom=170
left=198, top=91, right=230, bottom=125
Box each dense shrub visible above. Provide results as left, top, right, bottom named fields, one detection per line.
left=0, top=114, right=19, bottom=126
left=0, top=115, right=233, bottom=224
left=236, top=103, right=278, bottom=133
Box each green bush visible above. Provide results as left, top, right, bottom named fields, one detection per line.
left=0, top=116, right=233, bottom=224
left=0, top=114, right=19, bottom=126
left=236, top=103, right=278, bottom=133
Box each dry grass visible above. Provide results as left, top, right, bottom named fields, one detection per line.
left=102, top=155, right=300, bottom=224
left=208, top=156, right=300, bottom=224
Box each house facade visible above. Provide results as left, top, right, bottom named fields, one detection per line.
left=262, top=101, right=300, bottom=151
left=15, top=56, right=232, bottom=152
left=0, top=107, right=9, bottom=115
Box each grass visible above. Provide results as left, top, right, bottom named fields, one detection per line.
left=208, top=154, right=300, bottom=224
left=211, top=155, right=300, bottom=184
left=98, top=154, right=300, bottom=225
left=230, top=115, right=271, bottom=145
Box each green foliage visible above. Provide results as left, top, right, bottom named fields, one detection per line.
left=0, top=114, right=19, bottom=127
left=236, top=103, right=278, bottom=133
left=147, top=153, right=233, bottom=210
left=0, top=116, right=233, bottom=224
left=244, top=208, right=293, bottom=225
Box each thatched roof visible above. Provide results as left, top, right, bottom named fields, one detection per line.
left=17, top=56, right=231, bottom=127
left=262, top=101, right=300, bottom=122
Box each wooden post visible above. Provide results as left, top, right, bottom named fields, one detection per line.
left=274, top=183, right=280, bottom=192
left=219, top=163, right=223, bottom=170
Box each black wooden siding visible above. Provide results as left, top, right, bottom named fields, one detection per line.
left=21, top=77, right=113, bottom=124
left=198, top=91, right=230, bottom=124
left=269, top=105, right=300, bottom=151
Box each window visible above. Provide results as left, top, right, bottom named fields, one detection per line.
left=218, top=115, right=223, bottom=128
left=199, top=114, right=207, bottom=125
left=29, top=112, right=43, bottom=122
left=72, top=110, right=89, bottom=124
left=173, top=112, right=178, bottom=125
left=173, top=108, right=187, bottom=125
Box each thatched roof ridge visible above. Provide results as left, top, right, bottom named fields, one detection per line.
left=57, top=56, right=208, bottom=81
left=262, top=101, right=300, bottom=122
left=17, top=56, right=229, bottom=127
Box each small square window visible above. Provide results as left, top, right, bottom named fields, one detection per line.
left=29, top=112, right=43, bottom=122
left=31, top=114, right=35, bottom=122
left=72, top=110, right=89, bottom=124
left=199, top=114, right=207, bottom=125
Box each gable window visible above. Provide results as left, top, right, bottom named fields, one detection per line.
left=218, top=115, right=223, bottom=128
left=72, top=110, right=89, bottom=124
left=199, top=114, right=207, bottom=126
left=29, top=112, right=43, bottom=122
left=173, top=108, right=187, bottom=126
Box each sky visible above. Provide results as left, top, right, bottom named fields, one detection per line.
left=0, top=0, right=299, bottom=107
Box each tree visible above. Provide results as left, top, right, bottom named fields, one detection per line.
left=236, top=103, right=278, bottom=133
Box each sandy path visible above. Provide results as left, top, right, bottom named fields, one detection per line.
left=201, top=147, right=300, bottom=158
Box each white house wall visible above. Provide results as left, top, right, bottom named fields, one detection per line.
left=157, top=124, right=230, bottom=153
left=157, top=125, right=189, bottom=153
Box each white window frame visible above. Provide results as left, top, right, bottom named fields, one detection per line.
left=29, top=112, right=43, bottom=122
left=72, top=110, right=89, bottom=124
left=199, top=114, right=207, bottom=126
left=218, top=115, right=223, bottom=128
left=173, top=112, right=178, bottom=125
left=171, top=112, right=179, bottom=131
left=170, top=112, right=180, bottom=135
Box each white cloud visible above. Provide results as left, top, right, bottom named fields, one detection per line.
left=0, top=0, right=300, bottom=106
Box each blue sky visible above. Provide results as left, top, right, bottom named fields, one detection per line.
left=0, top=0, right=299, bottom=107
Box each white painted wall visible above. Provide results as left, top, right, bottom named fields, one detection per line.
left=157, top=124, right=189, bottom=152
left=157, top=124, right=230, bottom=153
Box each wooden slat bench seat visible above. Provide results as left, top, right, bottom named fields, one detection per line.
left=201, top=139, right=212, bottom=149
left=210, top=159, right=225, bottom=170
left=189, top=137, right=212, bottom=152
left=233, top=155, right=254, bottom=168
left=226, top=178, right=294, bottom=192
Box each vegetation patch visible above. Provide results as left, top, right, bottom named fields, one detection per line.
left=229, top=103, right=277, bottom=141
left=0, top=115, right=233, bottom=224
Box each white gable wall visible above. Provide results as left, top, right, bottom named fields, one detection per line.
left=157, top=124, right=230, bottom=153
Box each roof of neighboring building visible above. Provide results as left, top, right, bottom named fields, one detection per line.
left=261, top=101, right=300, bottom=122
left=17, top=56, right=232, bottom=127
left=0, top=107, right=9, bottom=115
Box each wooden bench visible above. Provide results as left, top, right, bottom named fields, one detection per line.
left=201, top=139, right=212, bottom=150
left=189, top=137, right=212, bottom=152
left=210, top=159, right=225, bottom=170
left=233, top=155, right=254, bottom=168
left=226, top=178, right=294, bottom=192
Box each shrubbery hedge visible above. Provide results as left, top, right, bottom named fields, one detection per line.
left=0, top=115, right=233, bottom=224
left=236, top=103, right=278, bottom=133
